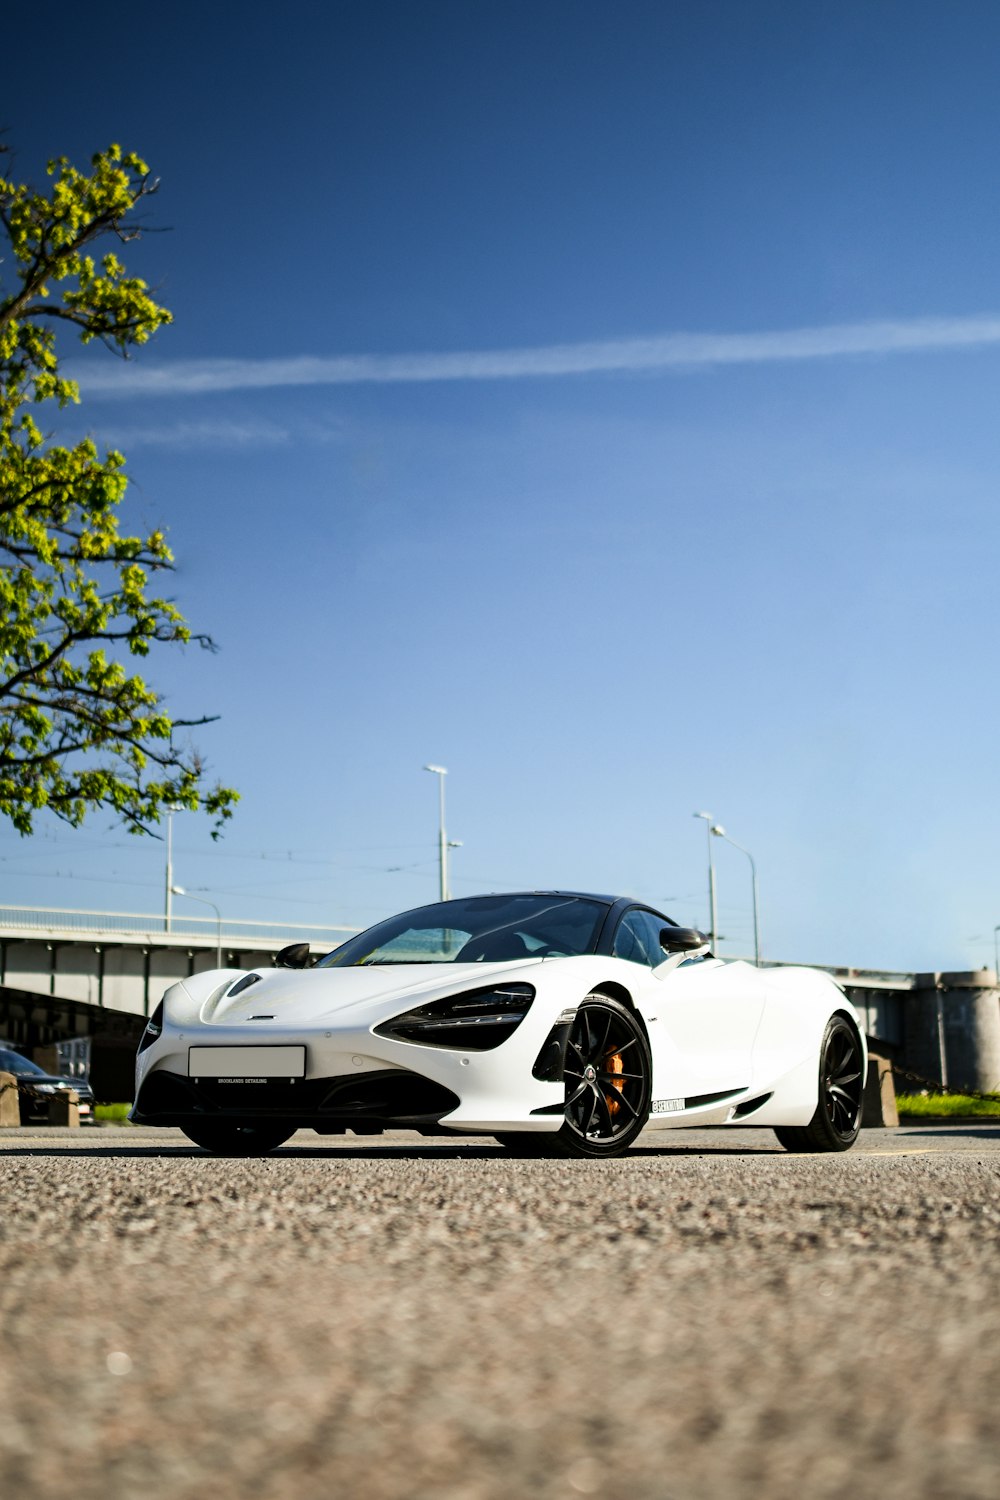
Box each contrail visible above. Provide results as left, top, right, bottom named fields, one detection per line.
left=71, top=314, right=1000, bottom=397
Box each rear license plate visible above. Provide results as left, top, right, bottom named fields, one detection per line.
left=188, top=1046, right=306, bottom=1080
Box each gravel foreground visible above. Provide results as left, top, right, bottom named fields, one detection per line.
left=1, top=1130, right=998, bottom=1500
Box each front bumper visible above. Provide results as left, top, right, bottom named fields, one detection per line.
left=132, top=1014, right=568, bottom=1135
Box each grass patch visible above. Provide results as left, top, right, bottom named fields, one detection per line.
left=93, top=1103, right=134, bottom=1124
left=896, top=1092, right=1000, bottom=1118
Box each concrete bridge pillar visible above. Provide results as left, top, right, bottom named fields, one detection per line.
left=907, top=971, right=1000, bottom=1094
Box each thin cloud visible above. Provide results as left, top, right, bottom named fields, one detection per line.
left=84, top=418, right=292, bottom=447
left=70, top=313, right=1000, bottom=398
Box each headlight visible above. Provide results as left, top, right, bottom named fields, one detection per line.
left=137, top=1000, right=164, bottom=1054
left=33, top=1084, right=58, bottom=1094
left=373, top=984, right=535, bottom=1051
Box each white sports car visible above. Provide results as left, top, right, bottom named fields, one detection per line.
left=132, top=891, right=867, bottom=1157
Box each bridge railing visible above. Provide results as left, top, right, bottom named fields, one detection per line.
left=0, top=903, right=355, bottom=946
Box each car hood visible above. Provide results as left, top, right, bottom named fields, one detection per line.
left=195, top=959, right=547, bottom=1027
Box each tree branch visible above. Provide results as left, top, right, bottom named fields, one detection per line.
left=0, top=145, right=236, bottom=838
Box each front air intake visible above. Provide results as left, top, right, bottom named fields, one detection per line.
left=132, top=1067, right=459, bottom=1127
left=137, top=1001, right=164, bottom=1054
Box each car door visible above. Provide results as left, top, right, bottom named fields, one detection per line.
left=611, top=909, right=766, bottom=1098
left=650, top=956, right=767, bottom=1097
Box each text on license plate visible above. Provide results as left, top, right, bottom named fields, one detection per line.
left=188, top=1045, right=306, bottom=1079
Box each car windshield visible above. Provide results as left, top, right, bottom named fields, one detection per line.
left=0, top=1048, right=46, bottom=1076
left=319, top=894, right=610, bottom=967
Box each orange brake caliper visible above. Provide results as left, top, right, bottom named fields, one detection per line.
left=604, top=1049, right=625, bottom=1115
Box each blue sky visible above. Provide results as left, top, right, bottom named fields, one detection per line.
left=3, top=0, right=1000, bottom=971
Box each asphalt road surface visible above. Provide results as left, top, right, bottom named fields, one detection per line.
left=2, top=1124, right=998, bottom=1500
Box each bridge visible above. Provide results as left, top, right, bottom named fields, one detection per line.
left=1, top=904, right=997, bottom=1100
left=0, top=904, right=356, bottom=1097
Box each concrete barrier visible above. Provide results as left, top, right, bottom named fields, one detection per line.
left=48, top=1089, right=79, bottom=1127
left=0, top=1070, right=20, bottom=1126
left=862, top=1054, right=899, bottom=1127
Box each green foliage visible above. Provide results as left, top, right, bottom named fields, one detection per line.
left=896, top=1092, right=1000, bottom=1117
left=0, top=143, right=237, bottom=835
left=94, top=1102, right=133, bottom=1123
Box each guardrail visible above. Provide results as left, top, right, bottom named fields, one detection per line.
left=0, top=904, right=355, bottom=945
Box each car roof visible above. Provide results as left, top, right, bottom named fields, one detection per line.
left=514, top=890, right=619, bottom=904
left=464, top=891, right=676, bottom=923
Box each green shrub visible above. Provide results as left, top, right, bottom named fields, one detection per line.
left=896, top=1092, right=1000, bottom=1118
left=94, top=1103, right=134, bottom=1124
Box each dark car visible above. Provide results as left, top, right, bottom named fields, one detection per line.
left=0, top=1047, right=95, bottom=1124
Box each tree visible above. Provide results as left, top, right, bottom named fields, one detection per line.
left=0, top=143, right=237, bottom=836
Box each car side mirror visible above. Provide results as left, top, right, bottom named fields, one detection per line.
left=274, top=942, right=313, bottom=969
left=659, top=926, right=709, bottom=953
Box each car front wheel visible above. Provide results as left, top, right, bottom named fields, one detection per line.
left=556, top=995, right=652, bottom=1157
left=499, top=994, right=653, bottom=1159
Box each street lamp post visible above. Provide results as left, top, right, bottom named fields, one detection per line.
left=424, top=765, right=449, bottom=902
left=164, top=807, right=177, bottom=933
left=994, top=924, right=1000, bottom=985
left=711, top=825, right=761, bottom=967
left=171, top=885, right=223, bottom=969
left=693, top=812, right=718, bottom=952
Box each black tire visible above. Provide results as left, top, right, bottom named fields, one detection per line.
left=181, top=1120, right=294, bottom=1156
left=774, top=1015, right=864, bottom=1154
left=499, top=994, right=652, bottom=1160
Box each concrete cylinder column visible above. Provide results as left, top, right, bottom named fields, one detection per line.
left=908, top=970, right=1000, bottom=1094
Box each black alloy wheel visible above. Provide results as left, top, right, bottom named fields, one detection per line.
left=181, top=1120, right=294, bottom=1156
left=555, top=994, right=652, bottom=1158
left=774, top=1015, right=865, bottom=1154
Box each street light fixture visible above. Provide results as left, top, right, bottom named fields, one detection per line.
left=424, top=765, right=450, bottom=902
left=692, top=812, right=718, bottom=952
left=711, top=825, right=762, bottom=967
left=170, top=885, right=223, bottom=969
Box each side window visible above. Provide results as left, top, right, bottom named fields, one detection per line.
left=612, top=909, right=668, bottom=968
left=637, top=910, right=671, bottom=965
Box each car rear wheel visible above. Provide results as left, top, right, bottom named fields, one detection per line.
left=498, top=994, right=652, bottom=1160
left=181, top=1121, right=294, bottom=1156
left=774, top=1015, right=864, bottom=1153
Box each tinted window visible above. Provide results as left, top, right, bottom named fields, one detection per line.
left=320, top=894, right=609, bottom=967
left=612, top=909, right=670, bottom=968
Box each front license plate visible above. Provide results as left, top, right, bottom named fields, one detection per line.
left=188, top=1046, right=306, bottom=1080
